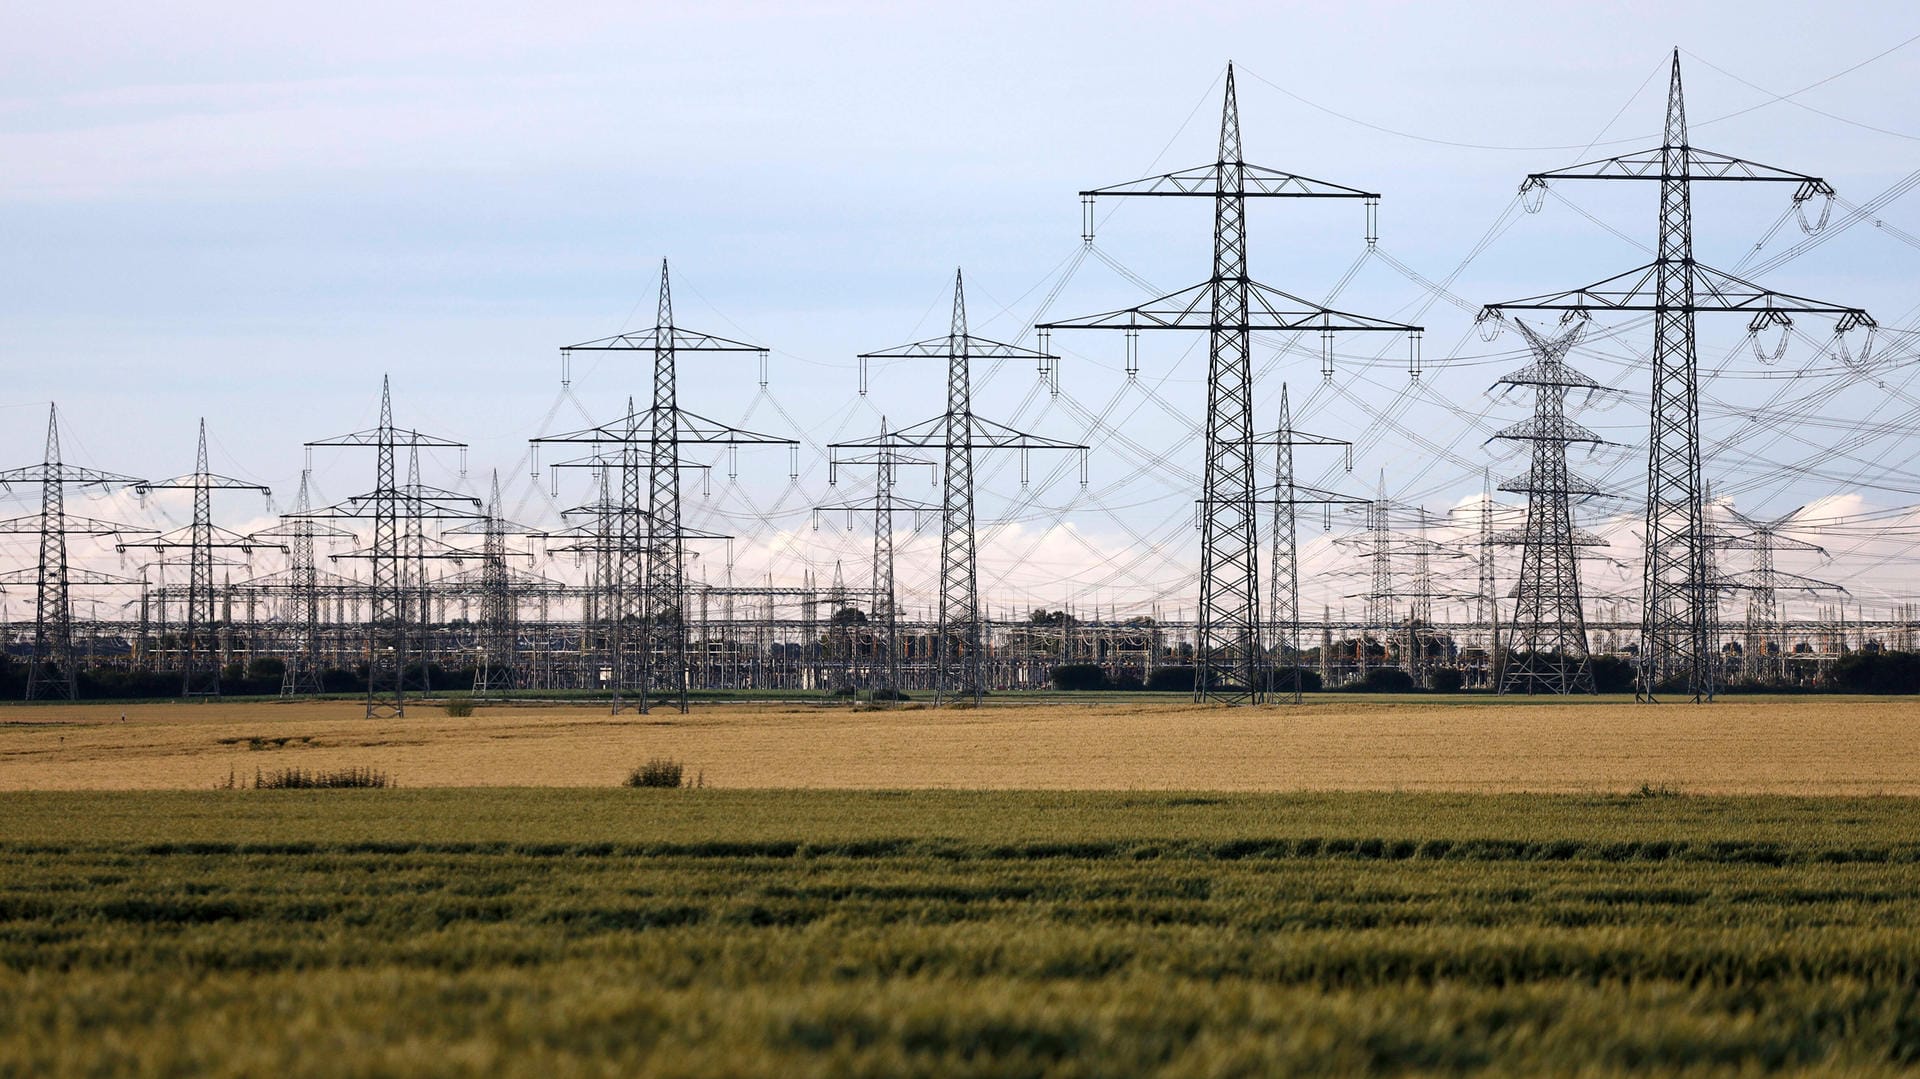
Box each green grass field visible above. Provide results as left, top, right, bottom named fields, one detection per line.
left=4, top=789, right=1920, bottom=1076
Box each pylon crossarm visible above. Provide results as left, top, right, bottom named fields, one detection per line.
left=0, top=513, right=153, bottom=536
left=136, top=474, right=269, bottom=493
left=1483, top=261, right=1874, bottom=321
left=1491, top=526, right=1610, bottom=547
left=672, top=410, right=798, bottom=446
left=1082, top=162, right=1377, bottom=199
left=0, top=463, right=142, bottom=488
left=1488, top=415, right=1607, bottom=444
left=1240, top=484, right=1370, bottom=506
left=0, top=566, right=141, bottom=587
left=1250, top=429, right=1350, bottom=449
left=1040, top=278, right=1421, bottom=334
left=831, top=413, right=1083, bottom=452
left=293, top=498, right=479, bottom=522
left=563, top=326, right=765, bottom=354
left=1524, top=146, right=1833, bottom=189
left=858, top=334, right=1053, bottom=363
left=119, top=523, right=286, bottom=553
left=1498, top=471, right=1615, bottom=498
left=306, top=430, right=463, bottom=449
left=816, top=495, right=939, bottom=515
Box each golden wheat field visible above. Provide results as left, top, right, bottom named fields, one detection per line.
left=1, top=694, right=1916, bottom=793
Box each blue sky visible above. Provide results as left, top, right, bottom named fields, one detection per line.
left=4, top=1, right=1919, bottom=621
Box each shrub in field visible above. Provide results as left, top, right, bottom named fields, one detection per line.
left=1428, top=668, right=1465, bottom=693
left=627, top=759, right=685, bottom=788
left=253, top=767, right=390, bottom=790
left=443, top=698, right=475, bottom=717
left=869, top=687, right=910, bottom=702
left=1049, top=664, right=1109, bottom=691
left=1263, top=667, right=1323, bottom=694
left=1146, top=666, right=1197, bottom=693
left=1353, top=668, right=1416, bottom=693
left=1590, top=655, right=1637, bottom=693
left=1833, top=650, right=1920, bottom=694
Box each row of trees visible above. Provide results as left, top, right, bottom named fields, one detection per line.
left=1048, top=652, right=1920, bottom=695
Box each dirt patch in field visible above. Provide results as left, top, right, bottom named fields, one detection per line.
left=0, top=695, right=1915, bottom=793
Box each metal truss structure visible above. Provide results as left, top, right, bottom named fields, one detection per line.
left=834, top=271, right=1085, bottom=705
left=543, top=261, right=795, bottom=714
left=1041, top=64, right=1421, bottom=704
left=1490, top=321, right=1610, bottom=695
left=0, top=407, right=149, bottom=700
left=118, top=420, right=275, bottom=697
left=1480, top=51, right=1875, bottom=702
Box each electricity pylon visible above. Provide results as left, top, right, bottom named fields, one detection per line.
left=297, top=377, right=474, bottom=718
left=832, top=271, right=1086, bottom=705
left=254, top=470, right=355, bottom=697
left=1715, top=505, right=1841, bottom=685
left=820, top=417, right=935, bottom=701
left=118, top=420, right=275, bottom=697
left=1479, top=50, right=1874, bottom=702
left=1489, top=322, right=1610, bottom=694
left=548, top=261, right=794, bottom=713
left=0, top=405, right=149, bottom=699
left=1255, top=383, right=1363, bottom=702
left=443, top=470, right=546, bottom=696
left=1040, top=64, right=1422, bottom=703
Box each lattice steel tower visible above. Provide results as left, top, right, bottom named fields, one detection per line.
left=1490, top=322, right=1609, bottom=695
left=833, top=271, right=1084, bottom=705
left=821, top=417, right=934, bottom=702
left=1258, top=383, right=1362, bottom=702
left=1480, top=50, right=1872, bottom=702
left=0, top=406, right=147, bottom=699
left=120, top=420, right=274, bottom=697
left=299, top=378, right=473, bottom=718
left=1041, top=64, right=1421, bottom=703
left=549, top=261, right=793, bottom=713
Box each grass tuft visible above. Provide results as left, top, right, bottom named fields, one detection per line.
left=250, top=767, right=391, bottom=790
left=626, top=758, right=685, bottom=788
left=443, top=698, right=475, bottom=717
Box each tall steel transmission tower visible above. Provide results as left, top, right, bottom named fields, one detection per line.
left=545, top=261, right=794, bottom=713
left=258, top=470, right=353, bottom=697
left=821, top=417, right=934, bottom=701
left=445, top=470, right=536, bottom=696
left=1480, top=50, right=1873, bottom=702
left=1040, top=64, right=1421, bottom=703
left=1716, top=505, right=1840, bottom=685
left=0, top=406, right=148, bottom=699
left=832, top=271, right=1085, bottom=705
left=298, top=378, right=473, bottom=718
left=1490, top=322, right=1609, bottom=695
left=119, top=420, right=274, bottom=697
left=1259, top=383, right=1362, bottom=702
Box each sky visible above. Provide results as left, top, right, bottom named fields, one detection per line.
left=4, top=0, right=1920, bottom=627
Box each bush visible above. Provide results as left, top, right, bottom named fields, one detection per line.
left=626, top=758, right=685, bottom=788
left=1108, top=671, right=1144, bottom=691
left=1428, top=668, right=1465, bottom=693
left=1353, top=668, right=1416, bottom=693
left=869, top=687, right=911, bottom=702
left=1591, top=655, right=1637, bottom=694
left=1050, top=664, right=1109, bottom=691
left=1833, top=651, right=1920, bottom=694
left=252, top=767, right=389, bottom=790
left=1146, top=666, right=1196, bottom=693
left=443, top=697, right=475, bottom=717
left=1263, top=666, right=1323, bottom=694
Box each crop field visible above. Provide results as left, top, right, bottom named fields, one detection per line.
left=3, top=789, right=1920, bottom=1076
left=3, top=693, right=1920, bottom=793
